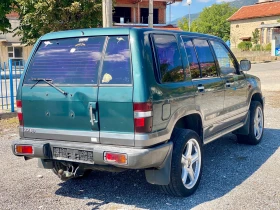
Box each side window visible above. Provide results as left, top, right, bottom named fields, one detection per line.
left=182, top=37, right=200, bottom=79
left=101, top=36, right=131, bottom=84
left=193, top=39, right=217, bottom=78
left=153, top=34, right=184, bottom=83
left=210, top=41, right=237, bottom=75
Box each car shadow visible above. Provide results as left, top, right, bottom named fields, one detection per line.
left=55, top=128, right=280, bottom=209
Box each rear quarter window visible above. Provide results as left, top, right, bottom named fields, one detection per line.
left=153, top=34, right=184, bottom=83
left=24, top=36, right=106, bottom=84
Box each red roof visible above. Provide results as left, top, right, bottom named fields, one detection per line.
left=6, top=11, right=19, bottom=19
left=228, top=1, right=280, bottom=21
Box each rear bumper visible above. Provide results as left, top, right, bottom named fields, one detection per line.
left=11, top=139, right=172, bottom=169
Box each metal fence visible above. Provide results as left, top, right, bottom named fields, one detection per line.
left=0, top=59, right=25, bottom=112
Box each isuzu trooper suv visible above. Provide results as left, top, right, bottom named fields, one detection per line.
left=12, top=28, right=264, bottom=197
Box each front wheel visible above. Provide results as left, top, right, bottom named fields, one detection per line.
left=161, top=129, right=203, bottom=197
left=237, top=101, right=264, bottom=145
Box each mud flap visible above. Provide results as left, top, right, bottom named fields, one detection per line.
left=233, top=112, right=250, bottom=135
left=38, top=159, right=53, bottom=169
left=145, top=143, right=173, bottom=185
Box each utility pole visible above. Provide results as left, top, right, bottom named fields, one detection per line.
left=187, top=0, right=192, bottom=32
left=102, top=0, right=106, bottom=27
left=148, top=0, right=153, bottom=28
left=102, top=0, right=112, bottom=27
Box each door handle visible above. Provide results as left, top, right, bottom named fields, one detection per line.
left=88, top=102, right=98, bottom=127
left=197, top=84, right=205, bottom=92
left=89, top=104, right=95, bottom=126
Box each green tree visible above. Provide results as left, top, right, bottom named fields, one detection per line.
left=178, top=17, right=200, bottom=32
left=278, top=19, right=280, bottom=23
left=252, top=28, right=260, bottom=44
left=15, top=0, right=102, bottom=45
left=0, top=0, right=16, bottom=33
left=178, top=17, right=190, bottom=31
left=191, top=3, right=237, bottom=41
left=238, top=41, right=252, bottom=51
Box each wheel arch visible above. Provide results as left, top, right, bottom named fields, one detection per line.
left=250, top=92, right=264, bottom=107
left=173, top=113, right=203, bottom=141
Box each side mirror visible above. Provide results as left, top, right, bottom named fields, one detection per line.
left=240, top=60, right=251, bottom=71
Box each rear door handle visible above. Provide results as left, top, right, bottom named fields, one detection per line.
left=197, top=84, right=205, bottom=92
left=89, top=104, right=95, bottom=126
left=88, top=102, right=98, bottom=127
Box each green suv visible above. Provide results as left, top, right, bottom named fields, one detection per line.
left=12, top=28, right=264, bottom=197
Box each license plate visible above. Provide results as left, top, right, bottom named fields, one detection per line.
left=53, top=147, right=93, bottom=162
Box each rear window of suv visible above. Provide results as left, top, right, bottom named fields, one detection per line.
left=24, top=36, right=131, bottom=85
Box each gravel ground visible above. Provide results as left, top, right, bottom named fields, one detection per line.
left=0, top=62, right=280, bottom=210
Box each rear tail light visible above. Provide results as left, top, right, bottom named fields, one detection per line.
left=16, top=100, right=23, bottom=126
left=15, top=145, right=33, bottom=155
left=133, top=102, right=153, bottom=133
left=104, top=152, right=127, bottom=165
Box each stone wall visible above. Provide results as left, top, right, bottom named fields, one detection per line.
left=230, top=16, right=280, bottom=49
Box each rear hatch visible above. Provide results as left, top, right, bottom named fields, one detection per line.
left=21, top=34, right=134, bottom=144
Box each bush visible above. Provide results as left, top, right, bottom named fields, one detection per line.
left=238, top=41, right=252, bottom=51
left=252, top=44, right=264, bottom=51
left=265, top=43, right=271, bottom=51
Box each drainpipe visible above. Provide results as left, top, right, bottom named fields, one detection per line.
left=148, top=0, right=153, bottom=28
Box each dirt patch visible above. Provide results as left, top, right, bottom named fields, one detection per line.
left=262, top=91, right=280, bottom=108
left=0, top=112, right=17, bottom=120
left=0, top=117, right=19, bottom=135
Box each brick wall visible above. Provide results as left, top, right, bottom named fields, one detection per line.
left=115, top=0, right=166, bottom=24
left=230, top=16, right=280, bottom=48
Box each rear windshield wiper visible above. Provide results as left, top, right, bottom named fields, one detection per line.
left=30, top=78, right=68, bottom=96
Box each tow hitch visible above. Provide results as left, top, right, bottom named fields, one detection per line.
left=57, top=165, right=85, bottom=181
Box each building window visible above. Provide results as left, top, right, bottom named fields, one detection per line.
left=8, top=46, right=23, bottom=61
left=140, top=8, right=158, bottom=24
left=113, top=7, right=131, bottom=23
left=267, top=28, right=271, bottom=43
left=236, top=25, right=239, bottom=28
left=261, top=29, right=265, bottom=44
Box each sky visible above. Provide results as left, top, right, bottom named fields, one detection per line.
left=168, top=0, right=234, bottom=21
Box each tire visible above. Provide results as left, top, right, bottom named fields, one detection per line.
left=237, top=101, right=264, bottom=145
left=161, top=128, right=203, bottom=197
left=52, top=161, right=92, bottom=179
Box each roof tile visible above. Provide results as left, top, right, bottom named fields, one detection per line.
left=6, top=11, right=19, bottom=19
left=228, top=1, right=280, bottom=21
